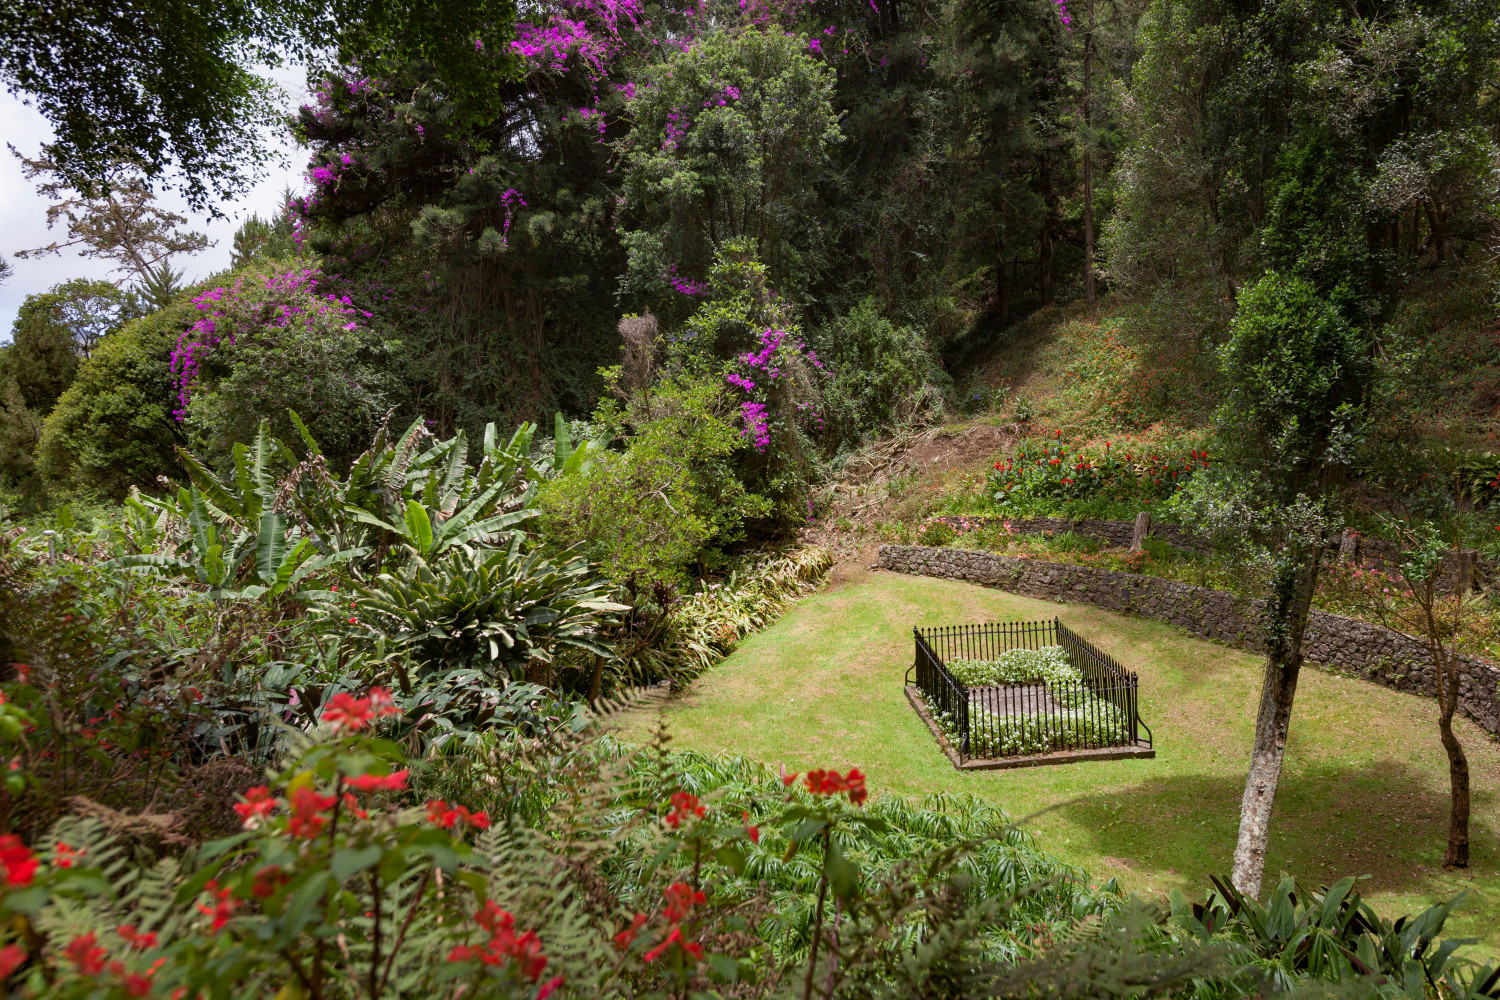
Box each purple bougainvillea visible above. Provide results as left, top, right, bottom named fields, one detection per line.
left=723, top=327, right=825, bottom=451
left=171, top=266, right=374, bottom=420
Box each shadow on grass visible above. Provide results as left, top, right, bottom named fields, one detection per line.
left=1031, top=760, right=1492, bottom=895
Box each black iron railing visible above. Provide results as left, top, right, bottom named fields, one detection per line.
left=906, top=618, right=1152, bottom=763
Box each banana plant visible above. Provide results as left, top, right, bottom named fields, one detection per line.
left=109, top=486, right=365, bottom=601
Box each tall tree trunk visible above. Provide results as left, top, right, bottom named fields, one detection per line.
left=1231, top=546, right=1322, bottom=898
left=1432, top=601, right=1471, bottom=867
left=995, top=249, right=1010, bottom=326
left=1439, top=684, right=1471, bottom=867
left=1039, top=156, right=1055, bottom=306
left=1082, top=0, right=1096, bottom=304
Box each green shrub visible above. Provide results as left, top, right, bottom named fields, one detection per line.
left=537, top=373, right=770, bottom=584
left=177, top=260, right=392, bottom=471
left=946, top=645, right=1077, bottom=687
left=35, top=299, right=194, bottom=498
left=813, top=298, right=950, bottom=445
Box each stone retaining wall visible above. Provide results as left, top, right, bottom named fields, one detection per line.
left=879, top=544, right=1500, bottom=735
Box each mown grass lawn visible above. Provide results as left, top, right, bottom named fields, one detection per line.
left=615, top=565, right=1500, bottom=950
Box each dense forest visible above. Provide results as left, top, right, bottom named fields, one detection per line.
left=1, top=0, right=1499, bottom=992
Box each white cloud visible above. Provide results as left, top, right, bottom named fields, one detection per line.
left=0, top=65, right=310, bottom=341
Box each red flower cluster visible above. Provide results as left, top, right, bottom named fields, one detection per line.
left=289, top=786, right=338, bottom=839
left=233, top=786, right=277, bottom=828
left=251, top=865, right=291, bottom=899
left=346, top=769, right=409, bottom=792
left=0, top=944, right=25, bottom=980
left=426, top=799, right=491, bottom=830
left=447, top=901, right=549, bottom=981
left=0, top=835, right=37, bottom=887
left=793, top=768, right=868, bottom=806
left=196, top=880, right=237, bottom=932
left=118, top=925, right=157, bottom=950
left=664, top=791, right=705, bottom=829
left=65, top=932, right=107, bottom=975
left=320, top=687, right=401, bottom=732
left=645, top=883, right=707, bottom=963
left=53, top=841, right=82, bottom=869
left=741, top=810, right=759, bottom=844
left=614, top=913, right=649, bottom=949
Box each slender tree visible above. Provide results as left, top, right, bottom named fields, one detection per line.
left=1170, top=272, right=1369, bottom=898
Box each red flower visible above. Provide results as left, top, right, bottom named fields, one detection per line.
left=426, top=799, right=488, bottom=830
left=448, top=903, right=549, bottom=982
left=368, top=687, right=400, bottom=717
left=538, top=974, right=565, bottom=999
left=341, top=792, right=368, bottom=821
left=664, top=791, right=706, bottom=829
left=662, top=882, right=706, bottom=923
left=251, top=865, right=290, bottom=899
left=118, top=925, right=157, bottom=950
left=614, top=913, right=648, bottom=950
left=0, top=836, right=37, bottom=887
left=346, top=769, right=410, bottom=793
left=196, top=881, right=237, bottom=932
left=321, top=692, right=373, bottom=731
left=803, top=768, right=867, bottom=806
left=288, top=786, right=337, bottom=839
left=65, top=933, right=107, bottom=976
left=120, top=971, right=155, bottom=998
left=844, top=768, right=868, bottom=806
left=781, top=771, right=798, bottom=787
left=643, top=926, right=704, bottom=963
left=0, top=944, right=27, bottom=980
left=53, top=841, right=82, bottom=868
left=233, top=786, right=277, bottom=828
left=742, top=811, right=760, bottom=844
left=427, top=799, right=457, bottom=828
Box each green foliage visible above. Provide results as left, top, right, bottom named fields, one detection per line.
left=607, top=545, right=831, bottom=689
left=0, top=0, right=518, bottom=209
left=326, top=538, right=625, bottom=685
left=1215, top=272, right=1369, bottom=501
left=1168, top=874, right=1500, bottom=998
left=35, top=297, right=192, bottom=499
left=537, top=372, right=770, bottom=584
left=987, top=436, right=1211, bottom=518
left=813, top=298, right=950, bottom=446
left=179, top=260, right=392, bottom=470
left=619, top=28, right=842, bottom=301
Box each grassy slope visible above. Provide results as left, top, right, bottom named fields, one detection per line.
left=615, top=567, right=1500, bottom=950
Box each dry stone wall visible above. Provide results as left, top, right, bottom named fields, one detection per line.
left=879, top=544, right=1500, bottom=735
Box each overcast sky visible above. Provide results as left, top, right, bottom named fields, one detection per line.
left=0, top=66, right=309, bottom=341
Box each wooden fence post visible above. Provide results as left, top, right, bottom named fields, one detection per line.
left=1128, top=511, right=1151, bottom=553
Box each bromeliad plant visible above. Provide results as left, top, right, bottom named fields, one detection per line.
left=319, top=537, right=626, bottom=687
left=1168, top=874, right=1500, bottom=998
